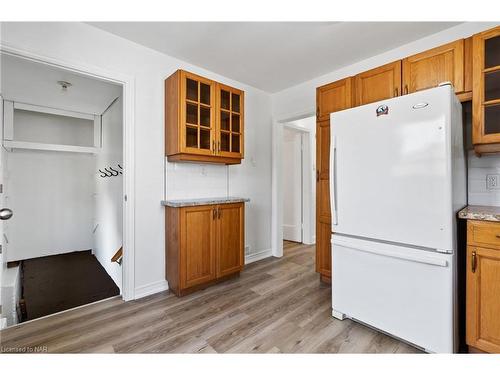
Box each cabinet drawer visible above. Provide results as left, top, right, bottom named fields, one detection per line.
left=467, top=220, right=500, bottom=249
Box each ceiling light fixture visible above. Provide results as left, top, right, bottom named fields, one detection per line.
left=57, top=80, right=72, bottom=92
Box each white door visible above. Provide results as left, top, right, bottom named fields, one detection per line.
left=282, top=127, right=302, bottom=242
left=330, top=86, right=457, bottom=251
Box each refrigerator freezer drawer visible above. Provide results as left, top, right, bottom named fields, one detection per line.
left=332, top=235, right=456, bottom=353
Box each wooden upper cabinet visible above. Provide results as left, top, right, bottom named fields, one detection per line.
left=403, top=40, right=465, bottom=94
left=317, top=78, right=353, bottom=121
left=165, top=70, right=243, bottom=164
left=354, top=61, right=402, bottom=106
left=216, top=83, right=244, bottom=160
left=472, top=26, right=500, bottom=154
left=216, top=203, right=244, bottom=278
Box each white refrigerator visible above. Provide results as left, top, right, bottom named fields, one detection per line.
left=329, top=85, right=466, bottom=353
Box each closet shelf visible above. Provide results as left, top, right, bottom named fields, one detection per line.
left=4, top=140, right=100, bottom=154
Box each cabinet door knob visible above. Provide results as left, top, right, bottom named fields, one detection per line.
left=218, top=207, right=221, bottom=219
left=471, top=250, right=477, bottom=273
left=404, top=84, right=409, bottom=95
left=213, top=208, right=217, bottom=220
left=394, top=87, right=398, bottom=97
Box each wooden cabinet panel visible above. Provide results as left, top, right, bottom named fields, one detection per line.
left=317, top=78, right=353, bottom=121
left=181, top=206, right=216, bottom=289
left=216, top=203, right=244, bottom=278
left=315, top=79, right=353, bottom=282
left=165, top=69, right=243, bottom=164
left=166, top=202, right=245, bottom=296
left=316, top=222, right=331, bottom=278
left=216, top=83, right=244, bottom=160
left=472, top=26, right=500, bottom=154
left=355, top=61, right=402, bottom=106
left=316, top=120, right=331, bottom=225
left=466, top=245, right=500, bottom=353
left=467, top=219, right=500, bottom=249
left=403, top=40, right=465, bottom=94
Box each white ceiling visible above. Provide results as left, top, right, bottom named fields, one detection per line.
left=89, top=22, right=462, bottom=93
left=1, top=53, right=121, bottom=115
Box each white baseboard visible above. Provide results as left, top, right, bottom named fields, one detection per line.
left=134, top=280, right=169, bottom=300
left=245, top=248, right=273, bottom=265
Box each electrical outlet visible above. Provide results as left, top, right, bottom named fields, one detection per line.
left=486, top=174, right=500, bottom=190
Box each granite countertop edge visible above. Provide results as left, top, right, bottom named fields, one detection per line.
left=458, top=205, right=500, bottom=222
left=162, top=196, right=250, bottom=207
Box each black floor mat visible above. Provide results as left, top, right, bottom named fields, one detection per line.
left=22, top=250, right=120, bottom=321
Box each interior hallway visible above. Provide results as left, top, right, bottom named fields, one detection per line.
left=0, top=242, right=420, bottom=353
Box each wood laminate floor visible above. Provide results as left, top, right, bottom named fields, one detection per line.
left=0, top=241, right=421, bottom=353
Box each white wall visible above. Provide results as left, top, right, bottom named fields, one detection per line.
left=5, top=111, right=95, bottom=261
left=271, top=22, right=498, bottom=120
left=93, top=97, right=123, bottom=290
left=0, top=22, right=273, bottom=297
left=282, top=127, right=302, bottom=242
left=12, top=109, right=94, bottom=146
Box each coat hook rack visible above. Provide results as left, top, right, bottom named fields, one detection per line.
left=98, top=163, right=124, bottom=178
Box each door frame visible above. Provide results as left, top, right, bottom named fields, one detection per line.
left=0, top=44, right=136, bottom=301
left=271, top=111, right=315, bottom=258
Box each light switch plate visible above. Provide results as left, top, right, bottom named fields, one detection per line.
left=486, top=174, right=500, bottom=190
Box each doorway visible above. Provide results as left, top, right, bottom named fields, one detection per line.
left=272, top=115, right=316, bottom=257
left=0, top=50, right=134, bottom=328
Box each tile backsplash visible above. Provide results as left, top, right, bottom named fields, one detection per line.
left=166, top=161, right=228, bottom=200
left=468, top=150, right=500, bottom=206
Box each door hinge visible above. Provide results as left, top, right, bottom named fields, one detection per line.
left=0, top=184, right=3, bottom=194
left=0, top=244, right=2, bottom=254
left=124, top=194, right=127, bottom=202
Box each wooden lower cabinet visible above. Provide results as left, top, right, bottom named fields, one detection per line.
left=466, top=220, right=500, bottom=353
left=166, top=202, right=244, bottom=296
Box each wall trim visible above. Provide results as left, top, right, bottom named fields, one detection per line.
left=134, top=280, right=169, bottom=300
left=245, top=248, right=273, bottom=265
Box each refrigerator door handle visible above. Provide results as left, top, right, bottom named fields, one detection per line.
left=330, top=136, right=338, bottom=225
left=334, top=238, right=448, bottom=267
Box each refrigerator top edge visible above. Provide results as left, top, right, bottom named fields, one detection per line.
left=331, top=85, right=457, bottom=121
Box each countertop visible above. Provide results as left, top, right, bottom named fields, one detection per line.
left=162, top=196, right=250, bottom=208
left=458, top=205, right=500, bottom=222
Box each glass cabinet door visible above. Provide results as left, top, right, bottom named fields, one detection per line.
left=182, top=72, right=215, bottom=154
left=473, top=27, right=500, bottom=149
left=217, top=84, right=244, bottom=158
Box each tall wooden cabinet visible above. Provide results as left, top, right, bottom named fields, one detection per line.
left=466, top=220, right=500, bottom=353
left=315, top=78, right=353, bottom=282
left=472, top=26, right=500, bottom=154
left=166, top=202, right=244, bottom=296
left=165, top=70, right=244, bottom=164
